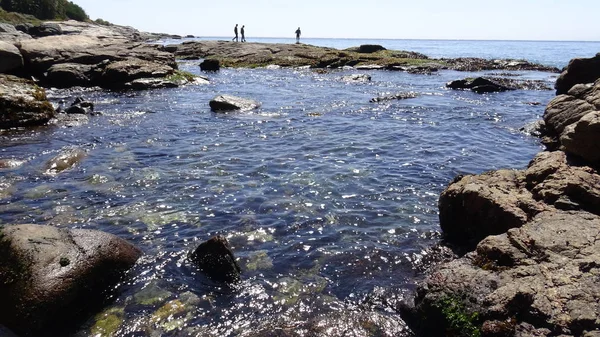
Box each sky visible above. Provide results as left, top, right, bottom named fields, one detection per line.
left=72, top=0, right=599, bottom=41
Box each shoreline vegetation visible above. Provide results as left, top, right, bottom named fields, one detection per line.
left=2, top=5, right=600, bottom=336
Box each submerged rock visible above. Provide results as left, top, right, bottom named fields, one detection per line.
left=189, top=235, right=241, bottom=283
left=44, top=147, right=87, bottom=175
left=370, top=91, right=419, bottom=102
left=341, top=73, right=371, bottom=83
left=209, top=95, right=261, bottom=112
left=0, top=74, right=55, bottom=128
left=0, top=224, right=142, bottom=336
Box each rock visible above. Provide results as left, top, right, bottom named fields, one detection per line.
left=0, top=224, right=142, bottom=336
left=44, top=148, right=87, bottom=175
left=29, top=22, right=63, bottom=37
left=0, top=74, right=55, bottom=128
left=370, top=92, right=419, bottom=102
left=123, top=78, right=179, bottom=90
left=65, top=97, right=95, bottom=115
left=341, top=74, right=371, bottom=83
left=354, top=44, right=387, bottom=53
left=45, top=63, right=93, bottom=88
left=543, top=95, right=596, bottom=136
left=100, top=58, right=174, bottom=89
left=438, top=170, right=546, bottom=248
left=409, top=211, right=600, bottom=337
left=200, top=59, right=220, bottom=71
left=209, top=95, right=261, bottom=112
left=14, top=23, right=33, bottom=34
left=555, top=53, right=600, bottom=95
left=0, top=23, right=32, bottom=43
left=446, top=77, right=513, bottom=93
left=560, top=111, right=600, bottom=165
left=0, top=41, right=24, bottom=73
left=189, top=236, right=241, bottom=283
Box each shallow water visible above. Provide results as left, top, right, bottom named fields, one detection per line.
left=0, top=61, right=556, bottom=336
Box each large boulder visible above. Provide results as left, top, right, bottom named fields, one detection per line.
left=555, top=53, right=600, bottom=95
left=0, top=74, right=55, bottom=128
left=45, top=63, right=94, bottom=88
left=560, top=111, right=600, bottom=165
left=100, top=58, right=174, bottom=88
left=189, top=236, right=241, bottom=283
left=438, top=170, right=546, bottom=248
left=0, top=224, right=142, bottom=336
left=0, top=41, right=23, bottom=73
left=0, top=23, right=32, bottom=43
left=209, top=95, right=261, bottom=112
left=543, top=79, right=600, bottom=164
left=407, top=211, right=600, bottom=337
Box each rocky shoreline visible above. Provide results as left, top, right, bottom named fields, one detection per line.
left=1, top=17, right=597, bottom=337
left=404, top=54, right=600, bottom=337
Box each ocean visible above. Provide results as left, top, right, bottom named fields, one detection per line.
left=1, top=38, right=598, bottom=336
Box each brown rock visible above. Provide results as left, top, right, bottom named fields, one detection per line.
left=190, top=236, right=241, bottom=283
left=0, top=224, right=142, bottom=336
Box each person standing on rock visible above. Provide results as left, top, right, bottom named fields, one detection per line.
left=295, top=27, right=301, bottom=43
left=241, top=25, right=246, bottom=42
left=232, top=24, right=238, bottom=42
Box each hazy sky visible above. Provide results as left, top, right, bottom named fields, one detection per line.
left=72, top=0, right=598, bottom=41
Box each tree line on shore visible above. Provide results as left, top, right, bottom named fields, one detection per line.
left=0, top=0, right=88, bottom=22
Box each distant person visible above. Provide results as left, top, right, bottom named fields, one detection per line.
left=241, top=25, right=246, bottom=42
left=232, top=24, right=238, bottom=42
left=295, top=27, right=301, bottom=43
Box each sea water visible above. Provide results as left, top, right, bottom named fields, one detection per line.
left=0, top=38, right=595, bottom=336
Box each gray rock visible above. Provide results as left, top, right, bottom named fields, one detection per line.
left=0, top=224, right=142, bottom=336
left=0, top=23, right=18, bottom=34
left=0, top=74, right=55, bottom=128
left=123, top=77, right=179, bottom=90
left=544, top=95, right=596, bottom=136
left=341, top=73, right=371, bottom=83
left=190, top=236, right=241, bottom=283
left=29, top=22, right=63, bottom=37
left=209, top=95, right=261, bottom=112
left=14, top=23, right=33, bottom=34
left=46, top=63, right=93, bottom=88
left=0, top=41, right=23, bottom=73
left=0, top=23, right=32, bottom=43
left=100, top=58, right=174, bottom=89
left=555, top=53, right=600, bottom=95
left=370, top=92, right=419, bottom=102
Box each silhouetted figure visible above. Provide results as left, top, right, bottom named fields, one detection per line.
left=241, top=25, right=246, bottom=42
left=295, top=27, right=301, bottom=43
left=232, top=24, right=238, bottom=42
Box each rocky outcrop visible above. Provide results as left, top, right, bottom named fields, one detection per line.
left=0, top=74, right=55, bottom=128
left=44, top=147, right=87, bottom=175
left=555, top=53, right=600, bottom=95
left=209, top=95, right=261, bottom=112
left=447, top=77, right=552, bottom=94
left=408, top=210, right=600, bottom=336
left=346, top=44, right=387, bottom=53
left=0, top=22, right=32, bottom=43
left=0, top=224, right=142, bottom=336
left=341, top=73, right=371, bottom=83
left=543, top=78, right=600, bottom=164
left=0, top=41, right=23, bottom=73
left=189, top=236, right=241, bottom=283
left=407, top=53, right=600, bottom=337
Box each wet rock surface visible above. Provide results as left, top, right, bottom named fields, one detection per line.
left=0, top=74, right=55, bottom=128
left=209, top=94, right=261, bottom=112
left=0, top=224, right=142, bottom=336
left=555, top=53, right=600, bottom=95
left=189, top=236, right=241, bottom=283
